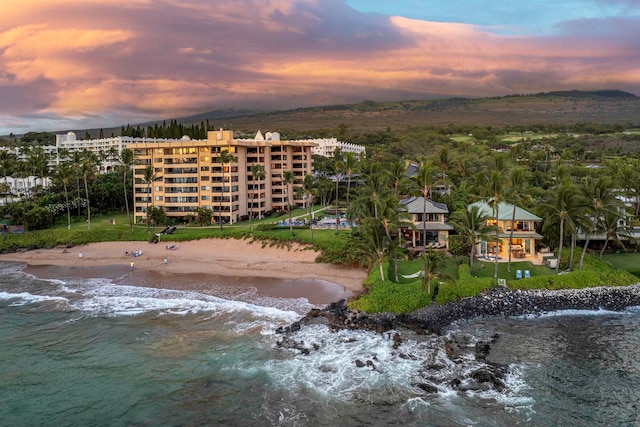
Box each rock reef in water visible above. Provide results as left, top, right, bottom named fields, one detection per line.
left=278, top=284, right=640, bottom=336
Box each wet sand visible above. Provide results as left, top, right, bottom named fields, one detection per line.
left=3, top=239, right=367, bottom=305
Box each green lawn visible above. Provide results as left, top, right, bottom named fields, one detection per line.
left=472, top=259, right=553, bottom=283
left=602, top=253, right=640, bottom=276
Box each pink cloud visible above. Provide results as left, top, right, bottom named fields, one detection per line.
left=0, top=0, right=638, bottom=134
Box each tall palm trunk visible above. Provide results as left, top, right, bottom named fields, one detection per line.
left=335, top=178, right=340, bottom=235
left=556, top=219, right=564, bottom=273
left=63, top=182, right=71, bottom=230
left=507, top=206, right=516, bottom=272
left=146, top=182, right=151, bottom=233
left=494, top=205, right=500, bottom=280
left=83, top=174, right=91, bottom=230
left=422, top=197, right=427, bottom=254
left=249, top=193, right=254, bottom=232
left=568, top=234, right=576, bottom=271
left=599, top=236, right=610, bottom=259
left=469, top=237, right=476, bottom=276
left=219, top=169, right=226, bottom=231
left=124, top=167, right=133, bottom=234
left=579, top=235, right=591, bottom=270
left=76, top=176, right=81, bottom=216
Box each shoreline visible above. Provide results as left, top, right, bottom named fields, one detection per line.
left=288, top=283, right=640, bottom=335
left=0, top=239, right=368, bottom=306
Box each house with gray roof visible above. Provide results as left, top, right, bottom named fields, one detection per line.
left=469, top=200, right=543, bottom=260
left=400, top=196, right=453, bottom=249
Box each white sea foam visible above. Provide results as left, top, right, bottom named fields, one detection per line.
left=517, top=308, right=629, bottom=319
left=260, top=324, right=533, bottom=411
left=0, top=291, right=69, bottom=307
left=58, top=279, right=302, bottom=330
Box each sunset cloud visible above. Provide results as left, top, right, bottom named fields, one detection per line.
left=0, top=0, right=638, bottom=134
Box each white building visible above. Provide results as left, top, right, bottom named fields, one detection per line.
left=56, top=132, right=206, bottom=173
left=307, top=138, right=366, bottom=158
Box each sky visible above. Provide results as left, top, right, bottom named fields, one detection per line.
left=1, top=0, right=639, bottom=135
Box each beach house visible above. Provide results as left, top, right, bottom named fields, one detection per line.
left=400, top=196, right=453, bottom=250
left=469, top=200, right=543, bottom=260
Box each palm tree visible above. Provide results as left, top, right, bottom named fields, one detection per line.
left=249, top=164, right=265, bottom=232
left=387, top=160, right=410, bottom=199
left=282, top=170, right=295, bottom=236
left=332, top=147, right=344, bottom=235
left=505, top=168, right=529, bottom=272
left=578, top=176, right=620, bottom=269
left=27, top=146, right=49, bottom=189
left=420, top=247, right=451, bottom=297
left=541, top=181, right=585, bottom=273
left=142, top=164, right=160, bottom=233
left=0, top=150, right=16, bottom=203
left=70, top=150, right=85, bottom=216
left=377, top=196, right=410, bottom=283
left=435, top=146, right=450, bottom=189
left=449, top=205, right=494, bottom=275
left=218, top=149, right=236, bottom=230
left=52, top=162, right=74, bottom=230
left=120, top=149, right=135, bottom=234
left=598, top=209, right=632, bottom=259
left=317, top=176, right=333, bottom=207
left=343, top=152, right=358, bottom=206
left=302, top=174, right=315, bottom=243
left=80, top=153, right=97, bottom=230
left=485, top=169, right=509, bottom=279
left=355, top=171, right=389, bottom=220
left=412, top=159, right=436, bottom=254
left=359, top=219, right=388, bottom=281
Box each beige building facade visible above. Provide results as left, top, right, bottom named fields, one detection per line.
left=128, top=130, right=315, bottom=224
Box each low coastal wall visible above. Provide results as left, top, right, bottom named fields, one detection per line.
left=286, top=284, right=640, bottom=335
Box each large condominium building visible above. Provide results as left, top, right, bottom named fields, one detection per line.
left=128, top=130, right=316, bottom=224
left=308, top=138, right=366, bottom=158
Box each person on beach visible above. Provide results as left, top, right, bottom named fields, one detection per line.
left=130, top=260, right=134, bottom=270
left=164, top=257, right=168, bottom=265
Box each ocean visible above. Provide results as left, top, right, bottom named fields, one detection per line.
left=1, top=261, right=639, bottom=426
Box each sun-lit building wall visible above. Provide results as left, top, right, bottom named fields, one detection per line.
left=128, top=130, right=315, bottom=224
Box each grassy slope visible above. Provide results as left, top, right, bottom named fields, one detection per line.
left=603, top=253, right=640, bottom=276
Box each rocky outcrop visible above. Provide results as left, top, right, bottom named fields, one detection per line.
left=403, top=284, right=640, bottom=334
left=278, top=284, right=640, bottom=336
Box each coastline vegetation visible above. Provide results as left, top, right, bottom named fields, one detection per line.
left=1, top=118, right=639, bottom=313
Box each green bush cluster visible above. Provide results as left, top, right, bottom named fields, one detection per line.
left=434, top=264, right=495, bottom=304
left=314, top=233, right=367, bottom=267
left=348, top=263, right=431, bottom=313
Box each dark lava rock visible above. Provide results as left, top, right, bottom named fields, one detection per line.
left=414, top=382, right=438, bottom=394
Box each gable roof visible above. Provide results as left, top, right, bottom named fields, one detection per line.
left=469, top=200, right=541, bottom=221
left=401, top=196, right=449, bottom=214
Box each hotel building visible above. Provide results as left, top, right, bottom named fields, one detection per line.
left=127, top=130, right=316, bottom=224
left=308, top=138, right=366, bottom=158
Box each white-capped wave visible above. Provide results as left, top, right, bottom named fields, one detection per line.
left=0, top=291, right=69, bottom=307
left=60, top=281, right=301, bottom=330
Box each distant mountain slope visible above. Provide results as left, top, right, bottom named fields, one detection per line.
left=65, top=90, right=640, bottom=138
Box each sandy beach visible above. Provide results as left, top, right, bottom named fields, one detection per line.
left=0, top=238, right=367, bottom=305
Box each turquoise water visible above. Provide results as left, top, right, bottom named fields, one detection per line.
left=2, top=262, right=640, bottom=426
